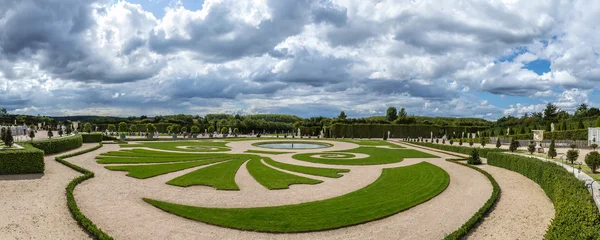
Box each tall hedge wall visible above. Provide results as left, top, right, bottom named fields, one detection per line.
left=30, top=134, right=83, bottom=154
left=409, top=142, right=508, bottom=157
left=487, top=153, right=600, bottom=238
left=329, top=124, right=487, bottom=139
left=81, top=133, right=103, bottom=143
left=0, top=143, right=45, bottom=175
left=506, top=129, right=588, bottom=140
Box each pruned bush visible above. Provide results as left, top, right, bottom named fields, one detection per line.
left=487, top=153, right=600, bottom=238
left=509, top=140, right=519, bottom=152
left=527, top=142, right=536, bottom=155
left=495, top=138, right=501, bottom=149
left=548, top=139, right=557, bottom=158
left=30, top=134, right=83, bottom=154
left=0, top=143, right=44, bottom=175
left=467, top=148, right=481, bottom=165
left=585, top=151, right=600, bottom=173
left=566, top=149, right=579, bottom=165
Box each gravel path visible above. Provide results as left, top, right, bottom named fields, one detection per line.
left=399, top=141, right=555, bottom=240
left=0, top=143, right=98, bottom=239
left=69, top=140, right=493, bottom=239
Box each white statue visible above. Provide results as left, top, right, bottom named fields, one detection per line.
left=297, top=128, right=301, bottom=137
left=551, top=123, right=555, bottom=132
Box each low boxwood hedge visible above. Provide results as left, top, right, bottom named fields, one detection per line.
left=0, top=143, right=45, bottom=175
left=487, top=152, right=600, bottom=239
left=444, top=159, right=500, bottom=239
left=55, top=143, right=113, bottom=240
left=410, top=142, right=507, bottom=157
left=81, top=133, right=103, bottom=143
left=30, top=134, right=83, bottom=154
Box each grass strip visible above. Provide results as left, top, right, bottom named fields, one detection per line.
left=293, top=147, right=437, bottom=165
left=263, top=158, right=349, bottom=178
left=246, top=158, right=322, bottom=189
left=145, top=162, right=449, bottom=233
left=104, top=159, right=227, bottom=179
left=166, top=158, right=248, bottom=190
left=55, top=143, right=113, bottom=240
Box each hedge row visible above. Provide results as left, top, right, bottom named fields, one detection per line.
left=55, top=143, right=113, bottom=240
left=329, top=124, right=487, bottom=139
left=409, top=142, right=508, bottom=157
left=507, top=129, right=588, bottom=140
left=444, top=159, right=500, bottom=239
left=81, top=133, right=103, bottom=143
left=487, top=153, right=600, bottom=238
left=30, top=134, right=83, bottom=154
left=0, top=143, right=45, bottom=175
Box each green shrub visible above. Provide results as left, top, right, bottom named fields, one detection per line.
left=548, top=139, right=557, bottom=158
left=30, top=134, right=83, bottom=154
left=47, top=128, right=53, bottom=139
left=146, top=123, right=156, bottom=134
left=3, top=127, right=14, bottom=147
left=567, top=149, right=579, bottom=165
left=496, top=138, right=501, bottom=148
left=487, top=153, right=600, bottom=238
left=509, top=140, right=519, bottom=152
left=83, top=122, right=92, bottom=133
left=81, top=133, right=103, bottom=143
left=102, top=135, right=118, bottom=141
left=54, top=143, right=113, bottom=239
left=410, top=142, right=507, bottom=157
left=585, top=151, right=600, bottom=173
left=468, top=148, right=481, bottom=165
left=0, top=143, right=44, bottom=175
left=118, top=122, right=128, bottom=132
left=459, top=138, right=463, bottom=146
left=527, top=142, right=536, bottom=154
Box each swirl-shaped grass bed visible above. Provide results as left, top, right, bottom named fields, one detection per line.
left=145, top=162, right=449, bottom=233
left=293, top=147, right=438, bottom=165
left=313, top=153, right=356, bottom=159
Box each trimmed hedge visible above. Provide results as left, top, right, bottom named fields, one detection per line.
left=101, top=135, right=118, bottom=141
left=81, top=133, right=103, bottom=143
left=30, top=134, right=83, bottom=154
left=487, top=153, right=600, bottom=239
left=329, top=124, right=487, bottom=139
left=507, top=129, right=588, bottom=141
left=55, top=143, right=113, bottom=240
left=409, top=142, right=508, bottom=157
left=444, top=159, right=500, bottom=239
left=0, top=143, right=45, bottom=175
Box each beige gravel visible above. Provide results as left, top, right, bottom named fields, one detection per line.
left=68, top=140, right=493, bottom=239
left=399, top=141, right=555, bottom=240
left=0, top=143, right=98, bottom=239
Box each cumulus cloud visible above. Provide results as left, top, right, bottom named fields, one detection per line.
left=0, top=0, right=599, bottom=119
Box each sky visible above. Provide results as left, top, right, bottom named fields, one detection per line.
left=1, top=0, right=599, bottom=119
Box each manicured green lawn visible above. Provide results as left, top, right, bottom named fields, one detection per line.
left=244, top=149, right=292, bottom=155
left=121, top=141, right=230, bottom=152
left=292, top=147, right=437, bottom=165
left=97, top=152, right=233, bottom=164
left=263, top=158, right=349, bottom=178
left=246, top=158, right=322, bottom=189
left=105, top=159, right=226, bottom=179
left=145, top=162, right=449, bottom=233
left=166, top=158, right=249, bottom=190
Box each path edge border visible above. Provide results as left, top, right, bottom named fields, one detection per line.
left=55, top=143, right=114, bottom=240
